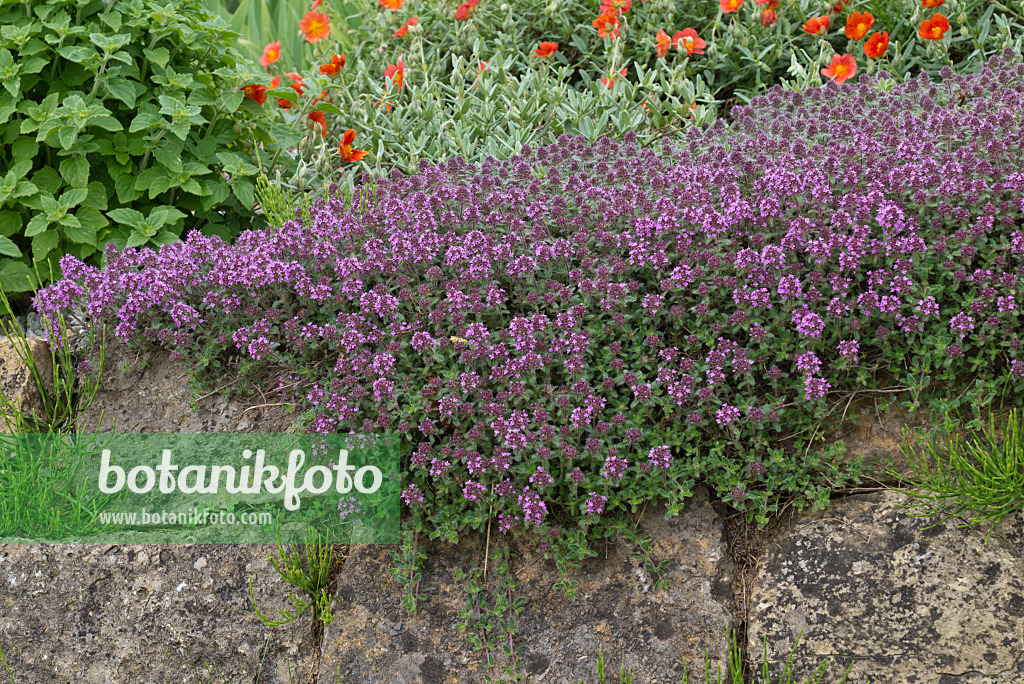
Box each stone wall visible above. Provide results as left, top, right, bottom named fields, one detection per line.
left=0, top=341, right=1020, bottom=683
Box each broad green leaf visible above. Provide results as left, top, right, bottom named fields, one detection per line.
left=103, top=79, right=137, bottom=107
left=74, top=206, right=107, bottom=234
left=0, top=211, right=21, bottom=236
left=217, top=90, right=245, bottom=113
left=0, top=236, right=21, bottom=258
left=24, top=213, right=50, bottom=236
left=112, top=170, right=142, bottom=203
left=125, top=231, right=150, bottom=248
left=31, top=167, right=62, bottom=195
left=13, top=180, right=37, bottom=198
left=89, top=33, right=131, bottom=51
left=134, top=167, right=164, bottom=192
left=0, top=93, right=16, bottom=125
left=129, top=112, right=163, bottom=133
left=232, top=179, right=254, bottom=208
left=57, top=45, right=95, bottom=63
left=63, top=216, right=98, bottom=245
left=107, top=207, right=145, bottom=228
left=144, top=47, right=170, bottom=69
left=149, top=205, right=187, bottom=227
left=152, top=230, right=179, bottom=245
left=0, top=259, right=36, bottom=292
left=59, top=156, right=89, bottom=188
left=59, top=187, right=88, bottom=207
left=313, top=101, right=344, bottom=116
left=155, top=143, right=184, bottom=173
left=267, top=88, right=297, bottom=105
left=10, top=136, right=38, bottom=161
left=8, top=160, right=32, bottom=180
left=82, top=181, right=108, bottom=210
left=31, top=228, right=59, bottom=259
left=168, top=121, right=191, bottom=141
left=20, top=57, right=46, bottom=74
left=89, top=116, right=123, bottom=132
left=56, top=124, right=78, bottom=150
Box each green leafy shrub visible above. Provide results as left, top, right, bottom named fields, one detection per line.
left=0, top=0, right=290, bottom=293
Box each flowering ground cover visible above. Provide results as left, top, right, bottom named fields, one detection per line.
left=37, top=50, right=1024, bottom=592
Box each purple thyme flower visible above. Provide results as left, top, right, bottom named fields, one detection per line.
left=401, top=484, right=425, bottom=506
left=585, top=492, right=607, bottom=515
left=838, top=339, right=860, bottom=362
left=648, top=445, right=672, bottom=469
left=463, top=480, right=487, bottom=502
left=949, top=313, right=975, bottom=339
left=603, top=454, right=628, bottom=479
left=716, top=403, right=741, bottom=426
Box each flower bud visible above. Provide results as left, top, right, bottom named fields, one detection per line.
left=761, top=9, right=777, bottom=26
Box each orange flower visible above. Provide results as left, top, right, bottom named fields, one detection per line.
left=672, top=28, right=705, bottom=55
left=802, top=15, right=830, bottom=35
left=299, top=10, right=331, bottom=42
left=308, top=110, right=327, bottom=137
left=720, top=0, right=743, bottom=12
left=821, top=53, right=856, bottom=84
left=600, top=66, right=628, bottom=88
left=339, top=129, right=368, bottom=162
left=379, top=0, right=404, bottom=9
left=259, top=41, right=281, bottom=67
left=393, top=16, right=418, bottom=37
left=384, top=61, right=405, bottom=91
left=599, top=0, right=631, bottom=14
left=761, top=9, right=777, bottom=26
left=845, top=11, right=874, bottom=40
left=243, top=76, right=280, bottom=105
left=534, top=41, right=558, bottom=58
left=864, top=31, right=889, bottom=58
left=919, top=13, right=949, bottom=40
left=830, top=1, right=844, bottom=13
left=320, top=53, right=346, bottom=76
left=765, top=0, right=779, bottom=9
left=242, top=83, right=270, bottom=104
left=655, top=29, right=670, bottom=58
left=593, top=12, right=620, bottom=39
left=455, top=0, right=478, bottom=21
left=921, top=0, right=944, bottom=7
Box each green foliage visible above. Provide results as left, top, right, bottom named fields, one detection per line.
left=0, top=284, right=121, bottom=540
left=249, top=529, right=339, bottom=627
left=0, top=0, right=291, bottom=291
left=455, top=543, right=527, bottom=684
left=892, top=402, right=1024, bottom=543
left=583, top=628, right=854, bottom=684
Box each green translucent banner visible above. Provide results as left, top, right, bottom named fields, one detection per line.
left=0, top=433, right=400, bottom=544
